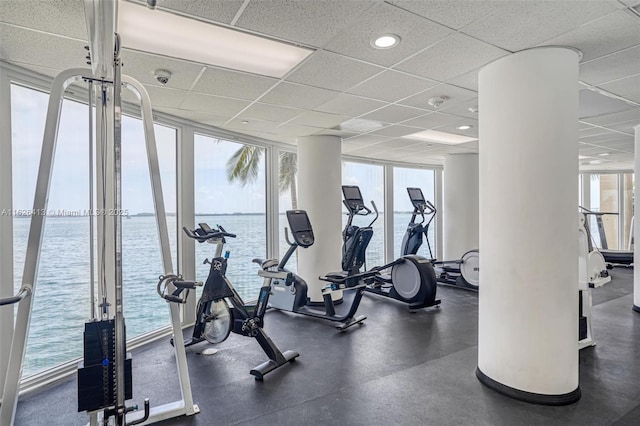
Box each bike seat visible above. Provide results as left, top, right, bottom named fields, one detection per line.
left=252, top=258, right=279, bottom=270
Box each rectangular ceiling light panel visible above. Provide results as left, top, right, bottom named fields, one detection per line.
left=402, top=129, right=477, bottom=145
left=118, top=1, right=313, bottom=78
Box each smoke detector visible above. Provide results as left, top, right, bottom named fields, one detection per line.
left=427, top=96, right=449, bottom=108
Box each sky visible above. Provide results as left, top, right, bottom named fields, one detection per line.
left=10, top=83, right=436, bottom=216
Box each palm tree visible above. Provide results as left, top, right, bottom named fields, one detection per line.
left=226, top=145, right=298, bottom=209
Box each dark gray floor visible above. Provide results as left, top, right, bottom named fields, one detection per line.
left=14, top=267, right=640, bottom=425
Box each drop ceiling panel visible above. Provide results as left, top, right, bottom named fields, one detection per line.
left=120, top=49, right=205, bottom=90
left=606, top=119, right=640, bottom=134
left=155, top=107, right=231, bottom=127
left=375, top=138, right=424, bottom=149
left=237, top=103, right=304, bottom=122
left=359, top=104, right=428, bottom=124
left=143, top=86, right=188, bottom=109
left=343, top=134, right=391, bottom=145
left=259, top=82, right=339, bottom=110
left=370, top=125, right=425, bottom=138
left=396, top=141, right=438, bottom=152
left=395, top=34, right=508, bottom=82
left=192, top=66, right=277, bottom=100
left=446, top=70, right=479, bottom=91
left=234, top=0, right=375, bottom=47
left=324, top=2, right=452, bottom=67
left=290, top=110, right=350, bottom=128
left=398, top=84, right=477, bottom=111
left=0, top=24, right=87, bottom=70
left=181, top=92, right=251, bottom=116
left=156, top=0, right=245, bottom=25
left=224, top=117, right=280, bottom=133
left=579, top=126, right=621, bottom=138
left=401, top=112, right=463, bottom=129
left=314, top=94, right=387, bottom=117
left=434, top=119, right=480, bottom=138
left=11, top=63, right=62, bottom=79
left=461, top=1, right=618, bottom=52
left=459, top=140, right=479, bottom=150
left=582, top=108, right=640, bottom=126
left=579, top=46, right=640, bottom=85
left=578, top=89, right=635, bottom=119
left=389, top=0, right=503, bottom=30
left=286, top=51, right=383, bottom=91
left=438, top=98, right=479, bottom=119
left=538, top=11, right=640, bottom=62
left=0, top=0, right=87, bottom=39
left=276, top=123, right=325, bottom=137
left=579, top=132, right=632, bottom=144
left=599, top=74, right=640, bottom=104
left=346, top=70, right=439, bottom=103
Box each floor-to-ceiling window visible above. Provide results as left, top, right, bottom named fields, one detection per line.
left=193, top=135, right=266, bottom=301
left=10, top=83, right=178, bottom=376
left=342, top=161, right=384, bottom=268
left=590, top=174, right=619, bottom=249
left=278, top=150, right=297, bottom=272
left=121, top=118, right=177, bottom=339
left=393, top=167, right=436, bottom=259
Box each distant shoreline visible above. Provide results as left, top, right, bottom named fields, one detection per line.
left=11, top=211, right=416, bottom=218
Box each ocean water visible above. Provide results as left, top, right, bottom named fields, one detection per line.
left=12, top=213, right=432, bottom=376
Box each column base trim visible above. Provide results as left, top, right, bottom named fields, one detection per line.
left=633, top=304, right=640, bottom=313
left=476, top=367, right=581, bottom=406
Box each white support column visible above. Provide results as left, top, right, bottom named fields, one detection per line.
left=477, top=47, right=580, bottom=404
left=0, top=64, right=14, bottom=396
left=634, top=124, right=640, bottom=313
left=383, top=165, right=394, bottom=263
left=177, top=125, right=196, bottom=324
left=443, top=154, right=479, bottom=260
left=435, top=168, right=443, bottom=260
left=296, top=136, right=342, bottom=303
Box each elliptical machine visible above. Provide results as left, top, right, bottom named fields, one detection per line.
left=341, top=185, right=440, bottom=311
left=403, top=187, right=479, bottom=292
left=158, top=223, right=299, bottom=380
left=256, top=209, right=380, bottom=330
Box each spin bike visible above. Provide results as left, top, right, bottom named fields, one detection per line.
left=341, top=185, right=440, bottom=311
left=255, top=209, right=380, bottom=330
left=157, top=223, right=298, bottom=380
left=403, top=187, right=479, bottom=291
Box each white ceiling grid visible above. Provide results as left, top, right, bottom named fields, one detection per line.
left=0, top=0, right=639, bottom=170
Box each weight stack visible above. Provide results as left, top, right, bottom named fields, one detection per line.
left=78, top=319, right=132, bottom=412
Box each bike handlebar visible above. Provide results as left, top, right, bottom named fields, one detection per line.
left=182, top=223, right=236, bottom=242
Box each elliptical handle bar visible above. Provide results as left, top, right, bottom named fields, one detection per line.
left=284, top=227, right=295, bottom=247
left=369, top=200, right=380, bottom=227
left=425, top=200, right=436, bottom=214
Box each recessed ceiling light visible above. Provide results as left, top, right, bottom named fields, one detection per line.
left=598, top=152, right=610, bottom=156
left=402, top=129, right=477, bottom=145
left=372, top=34, right=400, bottom=49
left=589, top=160, right=602, bottom=164
left=456, top=125, right=473, bottom=130
left=118, top=1, right=313, bottom=78
left=241, top=120, right=249, bottom=124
